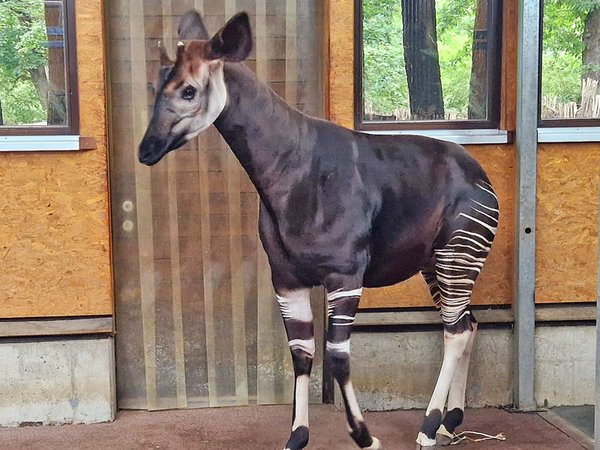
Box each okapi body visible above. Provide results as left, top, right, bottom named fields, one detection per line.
left=139, top=11, right=499, bottom=450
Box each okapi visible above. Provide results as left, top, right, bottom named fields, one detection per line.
left=139, top=11, right=499, bottom=450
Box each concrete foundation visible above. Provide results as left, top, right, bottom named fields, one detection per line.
left=349, top=324, right=594, bottom=411
left=0, top=336, right=116, bottom=427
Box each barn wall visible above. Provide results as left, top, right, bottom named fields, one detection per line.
left=328, top=0, right=599, bottom=307
left=0, top=1, right=112, bottom=318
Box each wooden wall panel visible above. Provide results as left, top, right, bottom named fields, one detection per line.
left=328, top=0, right=354, bottom=129
left=361, top=145, right=516, bottom=308
left=536, top=144, right=600, bottom=303
left=0, top=1, right=112, bottom=318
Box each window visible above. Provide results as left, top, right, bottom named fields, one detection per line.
left=0, top=0, right=78, bottom=135
left=540, top=0, right=600, bottom=126
left=355, top=0, right=502, bottom=131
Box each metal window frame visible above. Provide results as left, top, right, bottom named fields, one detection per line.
left=353, top=0, right=503, bottom=131
left=538, top=0, right=600, bottom=128
left=0, top=0, right=79, bottom=135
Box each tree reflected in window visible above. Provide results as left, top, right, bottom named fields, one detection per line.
left=357, top=0, right=501, bottom=129
left=541, top=0, right=600, bottom=122
left=0, top=0, right=77, bottom=131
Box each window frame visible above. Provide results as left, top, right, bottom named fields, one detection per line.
left=538, top=0, right=600, bottom=128
left=353, top=0, right=503, bottom=132
left=0, top=0, right=79, bottom=136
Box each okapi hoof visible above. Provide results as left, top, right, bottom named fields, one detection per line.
left=415, top=432, right=436, bottom=448
left=362, top=436, right=381, bottom=449
left=435, top=425, right=454, bottom=447
left=283, top=426, right=309, bottom=450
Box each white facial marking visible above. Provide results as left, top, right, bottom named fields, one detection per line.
left=172, top=62, right=228, bottom=141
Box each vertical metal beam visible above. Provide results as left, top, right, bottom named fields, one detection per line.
left=514, top=0, right=540, bottom=411
left=595, top=185, right=600, bottom=449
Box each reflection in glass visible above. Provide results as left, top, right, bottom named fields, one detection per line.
left=541, top=1, right=600, bottom=120
left=0, top=0, right=68, bottom=126
left=362, top=0, right=493, bottom=123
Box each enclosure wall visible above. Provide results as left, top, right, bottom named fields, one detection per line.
left=0, top=1, right=112, bottom=318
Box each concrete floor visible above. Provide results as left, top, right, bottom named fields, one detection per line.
left=0, top=405, right=588, bottom=449
left=553, top=405, right=594, bottom=438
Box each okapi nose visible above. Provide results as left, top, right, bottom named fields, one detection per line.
left=138, top=135, right=162, bottom=166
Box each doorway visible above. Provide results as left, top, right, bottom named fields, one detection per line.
left=106, top=0, right=325, bottom=410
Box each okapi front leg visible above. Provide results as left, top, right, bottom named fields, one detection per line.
left=326, top=287, right=381, bottom=450
left=276, top=289, right=315, bottom=450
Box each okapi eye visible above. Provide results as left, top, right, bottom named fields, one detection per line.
left=182, top=85, right=196, bottom=100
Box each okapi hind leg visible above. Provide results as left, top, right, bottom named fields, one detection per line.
left=276, top=289, right=315, bottom=450
left=416, top=314, right=476, bottom=448
left=435, top=319, right=478, bottom=446
left=418, top=181, right=498, bottom=448
left=326, top=286, right=381, bottom=450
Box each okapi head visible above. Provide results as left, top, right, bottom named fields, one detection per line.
left=139, top=11, right=252, bottom=166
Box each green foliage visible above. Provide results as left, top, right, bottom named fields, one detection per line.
left=541, top=0, right=598, bottom=105
left=362, top=0, right=407, bottom=115
left=0, top=0, right=48, bottom=125
left=363, top=0, right=479, bottom=118
left=363, top=0, right=599, bottom=120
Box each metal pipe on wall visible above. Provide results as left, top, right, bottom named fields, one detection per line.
left=514, top=0, right=540, bottom=411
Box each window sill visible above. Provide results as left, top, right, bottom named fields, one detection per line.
left=0, top=135, right=96, bottom=152
left=537, top=127, right=600, bottom=143
left=361, top=129, right=509, bottom=145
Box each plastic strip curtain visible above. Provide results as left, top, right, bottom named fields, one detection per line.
left=107, top=0, right=324, bottom=410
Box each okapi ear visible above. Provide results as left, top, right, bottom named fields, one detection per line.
left=178, top=10, right=209, bottom=40
left=207, top=12, right=252, bottom=62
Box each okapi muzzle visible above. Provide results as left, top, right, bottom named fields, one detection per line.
left=138, top=11, right=252, bottom=166
left=138, top=111, right=188, bottom=166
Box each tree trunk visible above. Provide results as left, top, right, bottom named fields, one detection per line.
left=580, top=7, right=600, bottom=117
left=401, top=0, right=444, bottom=120
left=45, top=2, right=67, bottom=125
left=0, top=98, right=4, bottom=125
left=583, top=7, right=600, bottom=83
left=28, top=66, right=49, bottom=111
left=468, top=0, right=488, bottom=119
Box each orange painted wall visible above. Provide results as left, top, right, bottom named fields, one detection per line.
left=0, top=1, right=112, bottom=318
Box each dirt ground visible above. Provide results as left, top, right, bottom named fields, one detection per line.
left=0, top=405, right=586, bottom=449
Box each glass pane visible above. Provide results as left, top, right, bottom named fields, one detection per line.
left=541, top=1, right=600, bottom=120
left=0, top=0, right=69, bottom=126
left=362, top=0, right=493, bottom=122
left=107, top=0, right=324, bottom=410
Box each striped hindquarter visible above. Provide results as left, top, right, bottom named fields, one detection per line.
left=417, top=181, right=499, bottom=448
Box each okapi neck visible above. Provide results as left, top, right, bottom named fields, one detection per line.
left=214, top=62, right=313, bottom=204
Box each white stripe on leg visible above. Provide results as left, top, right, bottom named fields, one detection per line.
left=426, top=330, right=472, bottom=414
left=292, top=374, right=310, bottom=431
left=446, top=323, right=477, bottom=412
